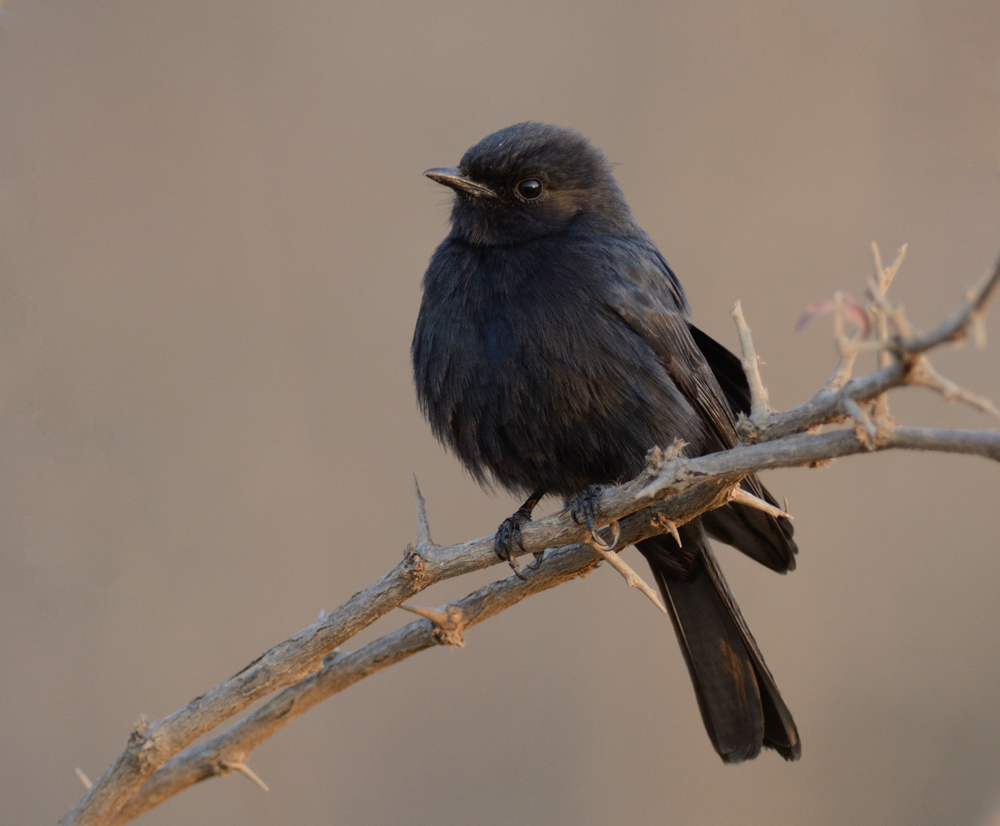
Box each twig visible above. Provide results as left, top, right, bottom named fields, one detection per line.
left=730, top=300, right=771, bottom=426
left=413, top=474, right=435, bottom=550
left=870, top=243, right=907, bottom=419
left=907, top=357, right=1000, bottom=418
left=822, top=345, right=859, bottom=393
left=903, top=251, right=1000, bottom=352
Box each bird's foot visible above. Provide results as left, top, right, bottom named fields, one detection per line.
left=493, top=488, right=545, bottom=579
left=570, top=484, right=618, bottom=550
left=494, top=490, right=544, bottom=580
left=495, top=510, right=531, bottom=580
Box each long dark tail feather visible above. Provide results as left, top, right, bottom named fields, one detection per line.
left=701, top=476, right=797, bottom=572
left=637, top=525, right=800, bottom=763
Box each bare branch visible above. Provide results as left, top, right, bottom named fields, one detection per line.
left=110, top=422, right=1000, bottom=823
left=66, top=420, right=1000, bottom=825
left=111, top=543, right=605, bottom=824
left=63, top=249, right=1000, bottom=826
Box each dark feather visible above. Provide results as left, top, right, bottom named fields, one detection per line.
left=638, top=526, right=800, bottom=762
left=684, top=323, right=797, bottom=571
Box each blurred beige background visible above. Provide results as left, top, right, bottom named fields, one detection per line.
left=1, top=1, right=999, bottom=824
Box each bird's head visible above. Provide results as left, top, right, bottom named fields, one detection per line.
left=425, top=122, right=631, bottom=246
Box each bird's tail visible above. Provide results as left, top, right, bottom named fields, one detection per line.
left=636, top=523, right=800, bottom=763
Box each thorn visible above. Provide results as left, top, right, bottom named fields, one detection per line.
left=833, top=292, right=848, bottom=352
left=729, top=487, right=794, bottom=519
left=965, top=258, right=1000, bottom=312
left=587, top=542, right=666, bottom=613
left=220, top=760, right=270, bottom=793
left=653, top=513, right=682, bottom=546
left=872, top=241, right=884, bottom=289
left=399, top=603, right=466, bottom=647
left=412, top=474, right=434, bottom=550
left=885, top=243, right=907, bottom=288
left=783, top=496, right=790, bottom=515
left=317, top=608, right=325, bottom=620
left=970, top=308, right=987, bottom=348
left=399, top=603, right=451, bottom=626
left=74, top=768, right=92, bottom=790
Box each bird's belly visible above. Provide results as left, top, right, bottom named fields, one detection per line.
left=439, top=309, right=705, bottom=496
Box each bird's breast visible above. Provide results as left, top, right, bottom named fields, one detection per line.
left=412, top=239, right=702, bottom=494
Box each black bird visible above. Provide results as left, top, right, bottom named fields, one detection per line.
left=412, top=122, right=800, bottom=763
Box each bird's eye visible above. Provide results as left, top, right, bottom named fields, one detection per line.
left=515, top=179, right=543, bottom=200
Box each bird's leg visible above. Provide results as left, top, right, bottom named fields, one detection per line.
left=494, top=489, right=545, bottom=580
left=570, top=484, right=618, bottom=550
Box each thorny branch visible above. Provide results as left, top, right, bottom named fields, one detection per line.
left=63, top=247, right=1000, bottom=826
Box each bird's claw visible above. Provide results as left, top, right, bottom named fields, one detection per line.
left=570, top=485, right=619, bottom=550
left=495, top=511, right=530, bottom=580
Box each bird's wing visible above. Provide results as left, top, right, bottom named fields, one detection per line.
left=601, top=264, right=797, bottom=572
left=686, top=322, right=798, bottom=571
left=686, top=322, right=752, bottom=418
left=600, top=272, right=740, bottom=452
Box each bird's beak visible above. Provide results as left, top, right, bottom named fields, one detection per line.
left=424, top=167, right=497, bottom=198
